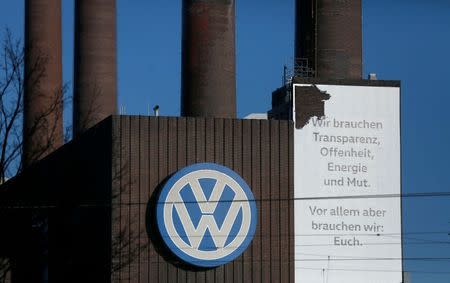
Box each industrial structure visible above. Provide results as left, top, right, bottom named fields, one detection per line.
left=0, top=0, right=404, bottom=282
left=270, top=0, right=363, bottom=119
left=294, top=0, right=362, bottom=79
left=23, top=0, right=63, bottom=167
left=181, top=0, right=237, bottom=118
left=73, top=0, right=117, bottom=136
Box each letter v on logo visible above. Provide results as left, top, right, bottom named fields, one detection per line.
left=156, top=163, right=257, bottom=267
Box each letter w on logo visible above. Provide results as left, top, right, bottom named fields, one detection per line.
left=174, top=178, right=241, bottom=249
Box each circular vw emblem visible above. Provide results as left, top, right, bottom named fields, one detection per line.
left=156, top=163, right=257, bottom=267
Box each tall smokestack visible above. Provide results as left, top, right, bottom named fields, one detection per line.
left=295, top=0, right=362, bottom=79
left=23, top=0, right=63, bottom=167
left=74, top=0, right=117, bottom=136
left=181, top=0, right=236, bottom=118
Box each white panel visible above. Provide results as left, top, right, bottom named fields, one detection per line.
left=293, top=84, right=402, bottom=283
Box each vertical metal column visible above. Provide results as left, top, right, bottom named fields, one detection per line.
left=23, top=0, right=63, bottom=167
left=74, top=0, right=117, bottom=136
left=181, top=0, right=237, bottom=118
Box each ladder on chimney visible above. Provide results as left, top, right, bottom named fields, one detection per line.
left=294, top=58, right=315, bottom=78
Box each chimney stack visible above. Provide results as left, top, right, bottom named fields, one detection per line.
left=74, top=0, right=117, bottom=136
left=181, top=0, right=237, bottom=118
left=23, top=0, right=63, bottom=167
left=295, top=0, right=362, bottom=79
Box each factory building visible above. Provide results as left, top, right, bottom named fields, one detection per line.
left=0, top=0, right=403, bottom=282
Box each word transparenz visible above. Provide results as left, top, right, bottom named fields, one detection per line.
left=313, top=132, right=380, bottom=145
left=156, top=163, right=257, bottom=267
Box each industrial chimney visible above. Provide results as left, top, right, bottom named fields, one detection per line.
left=23, top=0, right=63, bottom=167
left=181, top=0, right=237, bottom=118
left=295, top=0, right=362, bottom=79
left=73, top=0, right=117, bottom=137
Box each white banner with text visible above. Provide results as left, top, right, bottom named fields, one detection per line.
left=294, top=84, right=402, bottom=283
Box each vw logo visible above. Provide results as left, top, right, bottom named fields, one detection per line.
left=156, top=163, right=257, bottom=267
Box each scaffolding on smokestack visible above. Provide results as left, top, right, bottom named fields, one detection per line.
left=270, top=0, right=363, bottom=120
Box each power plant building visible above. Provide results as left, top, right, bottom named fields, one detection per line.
left=0, top=0, right=403, bottom=282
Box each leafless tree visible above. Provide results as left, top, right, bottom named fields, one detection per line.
left=0, top=28, right=70, bottom=183
left=0, top=28, right=70, bottom=283
left=0, top=29, right=24, bottom=184
left=0, top=30, right=26, bottom=282
left=110, top=153, right=149, bottom=281
left=0, top=258, right=10, bottom=283
left=0, top=28, right=138, bottom=282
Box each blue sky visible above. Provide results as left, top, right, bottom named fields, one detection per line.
left=1, top=1, right=450, bottom=282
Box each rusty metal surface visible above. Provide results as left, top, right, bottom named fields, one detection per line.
left=181, top=0, right=237, bottom=118
left=23, top=0, right=63, bottom=167
left=295, top=0, right=362, bottom=79
left=73, top=0, right=117, bottom=137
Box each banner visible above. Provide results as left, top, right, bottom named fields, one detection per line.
left=294, top=84, right=402, bottom=283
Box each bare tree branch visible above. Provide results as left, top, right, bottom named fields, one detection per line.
left=0, top=28, right=69, bottom=281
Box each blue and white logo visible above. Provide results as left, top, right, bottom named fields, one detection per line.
left=156, top=163, right=257, bottom=267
